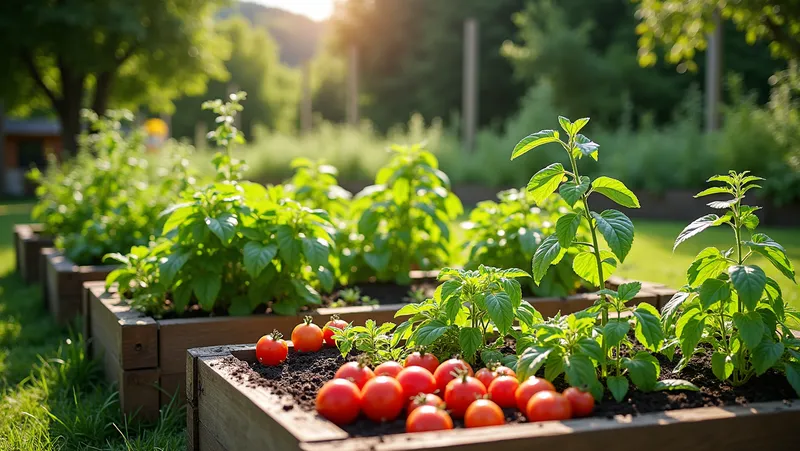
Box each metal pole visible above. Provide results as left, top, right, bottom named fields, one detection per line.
left=347, top=46, right=359, bottom=126
left=705, top=9, right=722, bottom=132
left=462, top=19, right=479, bottom=152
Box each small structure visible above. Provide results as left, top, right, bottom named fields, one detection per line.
left=0, top=117, right=62, bottom=196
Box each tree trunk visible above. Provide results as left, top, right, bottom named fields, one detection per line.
left=58, top=73, right=85, bottom=156
left=92, top=71, right=113, bottom=116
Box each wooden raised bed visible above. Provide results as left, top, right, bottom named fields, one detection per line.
left=44, top=250, right=116, bottom=323
left=187, top=344, right=800, bottom=451
left=83, top=277, right=671, bottom=421
left=13, top=223, right=54, bottom=284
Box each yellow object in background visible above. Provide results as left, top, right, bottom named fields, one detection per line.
left=144, top=118, right=169, bottom=152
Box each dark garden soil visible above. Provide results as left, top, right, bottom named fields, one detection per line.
left=214, top=343, right=797, bottom=438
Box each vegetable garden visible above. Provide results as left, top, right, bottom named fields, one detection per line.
left=9, top=94, right=800, bottom=449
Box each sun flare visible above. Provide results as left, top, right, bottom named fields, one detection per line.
left=251, top=0, right=336, bottom=21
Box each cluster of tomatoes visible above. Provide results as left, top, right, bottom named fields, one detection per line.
left=315, top=352, right=595, bottom=432
left=255, top=316, right=347, bottom=366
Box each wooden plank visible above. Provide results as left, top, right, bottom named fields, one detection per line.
left=300, top=401, right=800, bottom=451
left=197, top=420, right=228, bottom=451
left=197, top=354, right=347, bottom=450
left=40, top=247, right=56, bottom=310
left=160, top=373, right=185, bottom=407
left=88, top=284, right=158, bottom=370
left=647, top=287, right=678, bottom=309
left=566, top=293, right=599, bottom=313
left=117, top=367, right=161, bottom=423
left=524, top=296, right=566, bottom=319
left=188, top=406, right=200, bottom=451
left=14, top=223, right=53, bottom=284
left=45, top=250, right=116, bottom=323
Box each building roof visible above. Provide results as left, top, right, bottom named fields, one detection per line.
left=4, top=118, right=61, bottom=136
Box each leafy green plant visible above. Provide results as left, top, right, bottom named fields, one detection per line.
left=285, top=157, right=353, bottom=218
left=348, top=144, right=463, bottom=284
left=332, top=320, right=407, bottom=364
left=29, top=110, right=193, bottom=265
left=665, top=171, right=800, bottom=394
left=330, top=287, right=378, bottom=308
left=393, top=266, right=536, bottom=363
left=462, top=188, right=587, bottom=297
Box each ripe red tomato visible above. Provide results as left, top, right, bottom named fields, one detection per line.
left=444, top=375, right=487, bottom=418
left=465, top=399, right=505, bottom=428
left=396, top=366, right=437, bottom=402
left=322, top=316, right=348, bottom=346
left=292, top=316, right=324, bottom=352
left=360, top=376, right=405, bottom=422
left=563, top=387, right=594, bottom=417
left=404, top=352, right=440, bottom=374
left=515, top=376, right=556, bottom=411
left=433, top=358, right=474, bottom=393
left=374, top=361, right=404, bottom=378
left=407, top=393, right=444, bottom=414
left=475, top=368, right=495, bottom=389
left=316, top=379, right=362, bottom=425
left=405, top=405, right=454, bottom=433
left=255, top=331, right=288, bottom=366
left=488, top=375, right=519, bottom=409
left=335, top=361, right=375, bottom=389
left=526, top=391, right=572, bottom=422
left=494, top=365, right=516, bottom=379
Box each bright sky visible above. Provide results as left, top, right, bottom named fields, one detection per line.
left=249, top=0, right=336, bottom=21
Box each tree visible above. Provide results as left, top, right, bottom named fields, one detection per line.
left=0, top=0, right=229, bottom=154
left=634, top=0, right=800, bottom=68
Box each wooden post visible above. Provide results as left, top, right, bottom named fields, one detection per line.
left=301, top=63, right=312, bottom=134
left=462, top=19, right=479, bottom=152
left=705, top=9, right=722, bottom=132
left=347, top=46, right=359, bottom=126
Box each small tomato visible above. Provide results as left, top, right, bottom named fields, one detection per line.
left=407, top=393, right=444, bottom=414
left=465, top=399, right=505, bottom=428
left=396, top=366, right=437, bottom=402
left=444, top=374, right=487, bottom=418
left=404, top=352, right=440, bottom=374
left=406, top=405, right=453, bottom=433
left=515, top=376, right=555, bottom=412
left=335, top=361, right=375, bottom=389
left=563, top=387, right=594, bottom=418
left=322, top=315, right=348, bottom=346
left=433, top=358, right=474, bottom=393
left=488, top=375, right=519, bottom=409
left=292, top=316, right=324, bottom=352
left=361, top=376, right=405, bottom=422
left=526, top=391, right=572, bottom=422
left=255, top=330, right=288, bottom=366
left=374, top=361, right=404, bottom=378
left=316, top=379, right=361, bottom=425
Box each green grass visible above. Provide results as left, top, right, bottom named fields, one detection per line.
left=0, top=204, right=797, bottom=448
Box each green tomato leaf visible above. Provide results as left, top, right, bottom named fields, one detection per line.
left=485, top=291, right=514, bottom=334
left=160, top=251, right=189, bottom=286
left=732, top=311, right=765, bottom=351
left=617, top=281, right=642, bottom=302
left=752, top=340, right=785, bottom=375
left=516, top=346, right=552, bottom=381
left=564, top=354, right=597, bottom=389
left=728, top=265, right=767, bottom=311
left=193, top=274, right=221, bottom=311
left=694, top=186, right=733, bottom=197
left=413, top=319, right=450, bottom=346
left=559, top=176, right=590, bottom=207
left=687, top=247, right=729, bottom=287
left=606, top=375, right=629, bottom=402
left=633, top=304, right=664, bottom=351
left=591, top=209, right=635, bottom=262
left=532, top=235, right=565, bottom=284
left=575, top=337, right=604, bottom=363
left=526, top=163, right=565, bottom=205
left=558, top=116, right=573, bottom=134
left=574, top=134, right=599, bottom=156
left=603, top=319, right=631, bottom=346
left=674, top=215, right=720, bottom=251
left=301, top=237, right=330, bottom=268
left=364, top=250, right=390, bottom=273
left=501, top=278, right=522, bottom=309
left=277, top=225, right=302, bottom=268
left=291, top=280, right=321, bottom=306
left=555, top=213, right=582, bottom=248
left=698, top=278, right=731, bottom=310
left=785, top=362, right=800, bottom=398
left=572, top=250, right=617, bottom=287
left=458, top=327, right=483, bottom=360
left=661, top=291, right=693, bottom=326
left=746, top=233, right=795, bottom=282
left=711, top=351, right=733, bottom=381
left=676, top=309, right=706, bottom=358
left=511, top=130, right=560, bottom=160
left=205, top=213, right=238, bottom=245
left=591, top=176, right=640, bottom=208
left=317, top=266, right=335, bottom=293
left=623, top=352, right=659, bottom=391
left=653, top=379, right=700, bottom=392
left=243, top=242, right=278, bottom=278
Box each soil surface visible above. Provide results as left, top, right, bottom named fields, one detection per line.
left=216, top=343, right=797, bottom=438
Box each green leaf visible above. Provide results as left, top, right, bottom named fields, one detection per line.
left=633, top=304, right=664, bottom=351
left=393, top=177, right=410, bottom=203
left=501, top=278, right=522, bottom=308
left=698, top=278, right=731, bottom=310
left=444, top=292, right=462, bottom=324
left=591, top=209, right=635, bottom=262
left=687, top=248, right=729, bottom=287
left=623, top=352, right=659, bottom=391
left=674, top=215, right=720, bottom=251
left=317, top=266, right=334, bottom=292
left=707, top=198, right=741, bottom=209
left=572, top=117, right=590, bottom=134
left=591, top=177, right=640, bottom=208
left=413, top=320, right=450, bottom=346
left=395, top=302, right=428, bottom=317
left=526, top=163, right=565, bottom=205
left=555, top=213, right=581, bottom=248
left=517, top=346, right=552, bottom=381
left=228, top=296, right=252, bottom=316
left=728, top=265, right=767, bottom=311
left=752, top=340, right=784, bottom=375
left=654, top=379, right=700, bottom=392
left=205, top=213, right=238, bottom=245
left=785, top=362, right=800, bottom=397
left=574, top=134, right=599, bottom=156
left=160, top=251, right=189, bottom=285
left=711, top=352, right=733, bottom=381
left=607, top=375, right=629, bottom=402
left=302, top=237, right=330, bottom=268
left=193, top=274, right=221, bottom=311
left=532, top=235, right=565, bottom=284
left=172, top=282, right=193, bottom=313
left=485, top=291, right=514, bottom=334
left=501, top=268, right=531, bottom=279
left=511, top=130, right=560, bottom=160
left=277, top=226, right=301, bottom=268
left=458, top=327, right=482, bottom=360
left=292, top=280, right=321, bottom=306
left=573, top=250, right=617, bottom=286
left=676, top=309, right=706, bottom=358
left=558, top=116, right=572, bottom=134
left=732, top=312, right=765, bottom=351
left=391, top=320, right=413, bottom=346
left=243, top=242, right=278, bottom=278
left=617, top=282, right=642, bottom=302
left=364, top=250, right=390, bottom=272
left=662, top=291, right=693, bottom=325
left=559, top=176, right=590, bottom=207
left=564, top=354, right=597, bottom=388
left=694, top=186, right=732, bottom=197
left=575, top=337, right=604, bottom=363
left=603, top=319, right=630, bottom=346
left=746, top=234, right=795, bottom=282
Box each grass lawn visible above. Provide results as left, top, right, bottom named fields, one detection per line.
left=0, top=205, right=797, bottom=448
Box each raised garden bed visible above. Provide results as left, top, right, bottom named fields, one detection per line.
left=44, top=250, right=116, bottom=323
left=186, top=343, right=800, bottom=451
left=83, top=277, right=671, bottom=421
left=13, top=223, right=54, bottom=284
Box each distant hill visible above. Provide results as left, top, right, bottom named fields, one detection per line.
left=221, top=1, right=328, bottom=67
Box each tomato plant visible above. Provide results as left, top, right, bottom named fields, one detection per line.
left=323, top=316, right=348, bottom=346
left=396, top=366, right=437, bottom=402
left=292, top=316, right=324, bottom=353
left=255, top=330, right=288, bottom=366
left=407, top=393, right=444, bottom=414
left=374, top=361, right=404, bottom=378
left=406, top=405, right=453, bottom=433
left=464, top=399, right=504, bottom=428
left=404, top=352, right=440, bottom=374
left=444, top=373, right=486, bottom=418
left=526, top=391, right=572, bottom=422
left=332, top=320, right=407, bottom=364
left=316, top=379, right=362, bottom=425
left=433, top=358, right=474, bottom=393
left=360, top=376, right=405, bottom=422
left=667, top=171, right=800, bottom=394
left=285, top=157, right=352, bottom=220
left=487, top=375, right=519, bottom=408
left=563, top=387, right=594, bottom=417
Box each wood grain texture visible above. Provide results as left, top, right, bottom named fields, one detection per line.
left=118, top=367, right=160, bottom=423
left=45, top=251, right=115, bottom=323
left=14, top=223, right=53, bottom=284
